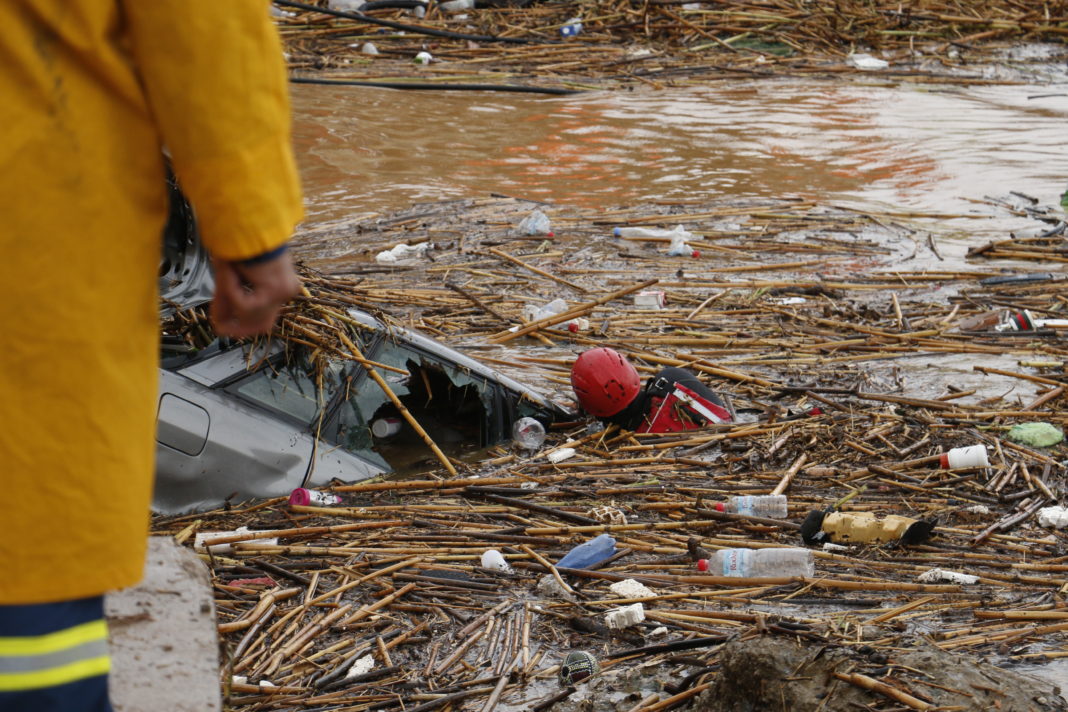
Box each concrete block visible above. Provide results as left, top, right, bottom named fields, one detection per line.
left=105, top=537, right=220, bottom=712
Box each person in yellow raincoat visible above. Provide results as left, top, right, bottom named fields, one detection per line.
left=0, top=2, right=303, bottom=708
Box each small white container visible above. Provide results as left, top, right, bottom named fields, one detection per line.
left=633, top=290, right=665, bottom=309
left=940, top=445, right=990, bottom=469
left=414, top=51, right=433, bottom=65
left=480, top=549, right=512, bottom=573
left=372, top=417, right=402, bottom=438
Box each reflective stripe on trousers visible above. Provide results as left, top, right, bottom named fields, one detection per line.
left=0, top=596, right=112, bottom=712
left=0, top=619, right=109, bottom=690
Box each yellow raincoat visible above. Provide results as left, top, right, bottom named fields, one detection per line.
left=0, top=1, right=303, bottom=604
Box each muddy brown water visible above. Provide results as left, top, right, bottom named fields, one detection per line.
left=292, top=80, right=1066, bottom=240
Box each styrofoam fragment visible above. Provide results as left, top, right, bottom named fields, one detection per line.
left=609, top=579, right=655, bottom=599
left=259, top=680, right=276, bottom=688
left=966, top=505, right=991, bottom=515
left=1039, top=506, right=1068, bottom=529
left=345, top=655, right=376, bottom=679
left=605, top=603, right=645, bottom=629
left=547, top=447, right=576, bottom=463
left=917, top=568, right=978, bottom=585
left=232, top=676, right=248, bottom=685
left=650, top=626, right=670, bottom=636
left=822, top=543, right=850, bottom=552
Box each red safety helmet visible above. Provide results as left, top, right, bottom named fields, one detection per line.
left=570, top=347, right=641, bottom=417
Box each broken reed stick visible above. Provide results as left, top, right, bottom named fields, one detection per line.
left=519, top=544, right=575, bottom=595
left=339, top=582, right=416, bottom=627
left=770, top=453, right=807, bottom=495
left=218, top=587, right=302, bottom=633
left=486, top=247, right=588, bottom=293
left=833, top=672, right=933, bottom=711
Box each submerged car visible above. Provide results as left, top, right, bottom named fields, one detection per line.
left=156, top=183, right=565, bottom=514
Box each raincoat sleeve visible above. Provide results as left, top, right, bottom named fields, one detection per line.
left=120, top=1, right=303, bottom=261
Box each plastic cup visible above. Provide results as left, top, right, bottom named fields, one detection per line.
left=940, top=445, right=990, bottom=469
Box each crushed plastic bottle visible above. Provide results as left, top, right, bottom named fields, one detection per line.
left=556, top=533, right=617, bottom=569
left=516, top=209, right=553, bottom=236
left=512, top=417, right=546, bottom=451
left=714, top=494, right=787, bottom=518
left=800, top=510, right=934, bottom=546
left=413, top=51, right=433, bottom=64
left=560, top=17, right=583, bottom=37
left=697, top=547, right=813, bottom=577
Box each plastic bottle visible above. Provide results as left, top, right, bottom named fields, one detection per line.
left=613, top=225, right=692, bottom=241
left=523, top=298, right=567, bottom=322
left=512, top=417, right=546, bottom=451
left=697, top=548, right=814, bottom=577
left=517, top=209, right=553, bottom=236
left=289, top=488, right=343, bottom=507
left=560, top=18, right=583, bottom=37
left=556, top=533, right=616, bottom=569
left=714, top=494, right=787, bottom=519
left=413, top=51, right=433, bottom=65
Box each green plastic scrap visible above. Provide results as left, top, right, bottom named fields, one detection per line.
left=1007, top=422, right=1065, bottom=448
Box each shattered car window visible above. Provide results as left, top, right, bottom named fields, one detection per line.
left=230, top=357, right=344, bottom=425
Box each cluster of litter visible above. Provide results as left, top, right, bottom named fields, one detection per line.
left=162, top=194, right=1068, bottom=711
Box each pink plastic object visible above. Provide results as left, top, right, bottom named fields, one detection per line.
left=289, top=488, right=343, bottom=507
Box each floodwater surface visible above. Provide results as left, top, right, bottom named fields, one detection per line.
left=292, top=80, right=1067, bottom=239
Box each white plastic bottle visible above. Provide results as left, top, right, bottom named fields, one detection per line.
left=698, top=548, right=813, bottom=577
left=715, top=494, right=788, bottom=519
left=613, top=225, right=692, bottom=241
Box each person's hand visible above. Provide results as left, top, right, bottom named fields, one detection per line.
left=211, top=251, right=302, bottom=337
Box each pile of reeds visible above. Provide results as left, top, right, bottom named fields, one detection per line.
left=156, top=193, right=1068, bottom=711
left=271, top=0, right=1068, bottom=88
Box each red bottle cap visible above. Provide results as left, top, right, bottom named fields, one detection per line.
left=939, top=453, right=950, bottom=469
left=289, top=488, right=311, bottom=506
left=568, top=322, right=579, bottom=333
left=808, top=407, right=823, bottom=416
left=714, top=502, right=725, bottom=512
left=691, top=250, right=700, bottom=258
left=696, top=559, right=709, bottom=572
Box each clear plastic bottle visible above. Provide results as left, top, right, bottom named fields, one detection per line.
left=523, top=298, right=567, bottom=322
left=556, top=533, right=617, bottom=569
left=697, top=548, right=813, bottom=577
left=714, top=494, right=788, bottom=519
left=512, top=417, right=546, bottom=451
left=613, top=225, right=692, bottom=241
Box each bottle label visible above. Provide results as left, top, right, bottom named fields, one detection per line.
left=735, top=496, right=755, bottom=516
left=722, top=549, right=752, bottom=577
